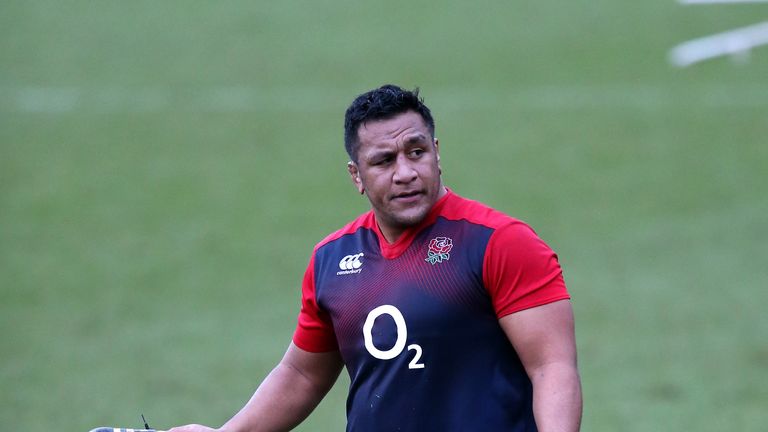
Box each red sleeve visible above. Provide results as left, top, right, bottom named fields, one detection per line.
left=292, top=254, right=339, bottom=352
left=483, top=221, right=570, bottom=318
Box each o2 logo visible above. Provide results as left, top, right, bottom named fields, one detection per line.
left=362, top=305, right=425, bottom=369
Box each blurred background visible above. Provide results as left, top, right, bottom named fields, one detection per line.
left=1, top=1, right=767, bottom=430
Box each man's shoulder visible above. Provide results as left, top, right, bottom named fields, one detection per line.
left=313, top=210, right=376, bottom=252
left=447, top=194, right=555, bottom=260
left=443, top=192, right=522, bottom=230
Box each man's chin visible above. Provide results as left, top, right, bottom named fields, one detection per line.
left=391, top=207, right=430, bottom=228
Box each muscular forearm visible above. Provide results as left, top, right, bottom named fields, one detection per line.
left=167, top=345, right=342, bottom=432
left=221, top=362, right=336, bottom=432
left=530, top=362, right=582, bottom=432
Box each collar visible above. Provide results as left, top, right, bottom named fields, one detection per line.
left=374, top=187, right=454, bottom=259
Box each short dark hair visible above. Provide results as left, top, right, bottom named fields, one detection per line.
left=344, top=84, right=435, bottom=162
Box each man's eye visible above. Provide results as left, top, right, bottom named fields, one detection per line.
left=410, top=149, right=424, bottom=157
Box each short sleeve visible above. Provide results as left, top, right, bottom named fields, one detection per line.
left=483, top=221, right=570, bottom=318
left=292, top=254, right=339, bottom=352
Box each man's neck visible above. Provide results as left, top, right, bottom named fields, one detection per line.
left=376, top=185, right=448, bottom=244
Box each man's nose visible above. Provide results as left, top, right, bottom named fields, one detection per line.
left=393, top=155, right=417, bottom=183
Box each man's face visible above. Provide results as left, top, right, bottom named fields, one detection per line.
left=348, top=110, right=446, bottom=243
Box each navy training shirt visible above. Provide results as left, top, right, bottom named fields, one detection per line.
left=293, top=190, right=569, bottom=431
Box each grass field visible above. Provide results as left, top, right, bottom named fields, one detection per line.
left=2, top=1, right=767, bottom=431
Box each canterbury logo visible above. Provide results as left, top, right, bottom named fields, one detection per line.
left=337, top=253, right=364, bottom=275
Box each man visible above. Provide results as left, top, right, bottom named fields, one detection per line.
left=170, top=85, right=582, bottom=432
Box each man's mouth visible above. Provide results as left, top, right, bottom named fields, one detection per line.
left=392, top=191, right=423, bottom=202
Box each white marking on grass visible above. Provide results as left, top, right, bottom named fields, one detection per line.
left=2, top=84, right=767, bottom=113
left=15, top=87, right=80, bottom=113
left=431, top=84, right=768, bottom=110
left=91, top=87, right=172, bottom=112
left=670, top=22, right=768, bottom=67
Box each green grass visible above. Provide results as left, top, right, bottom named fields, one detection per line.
left=2, top=1, right=767, bottom=430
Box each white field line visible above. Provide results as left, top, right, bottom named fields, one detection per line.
left=2, top=84, right=768, bottom=114
left=669, top=22, right=768, bottom=67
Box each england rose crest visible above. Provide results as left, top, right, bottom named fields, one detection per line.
left=425, top=237, right=453, bottom=265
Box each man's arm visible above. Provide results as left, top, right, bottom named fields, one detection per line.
left=499, top=299, right=582, bottom=432
left=168, top=342, right=344, bottom=432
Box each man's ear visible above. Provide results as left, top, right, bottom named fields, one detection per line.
left=434, top=138, right=442, bottom=174
left=347, top=161, right=365, bottom=194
